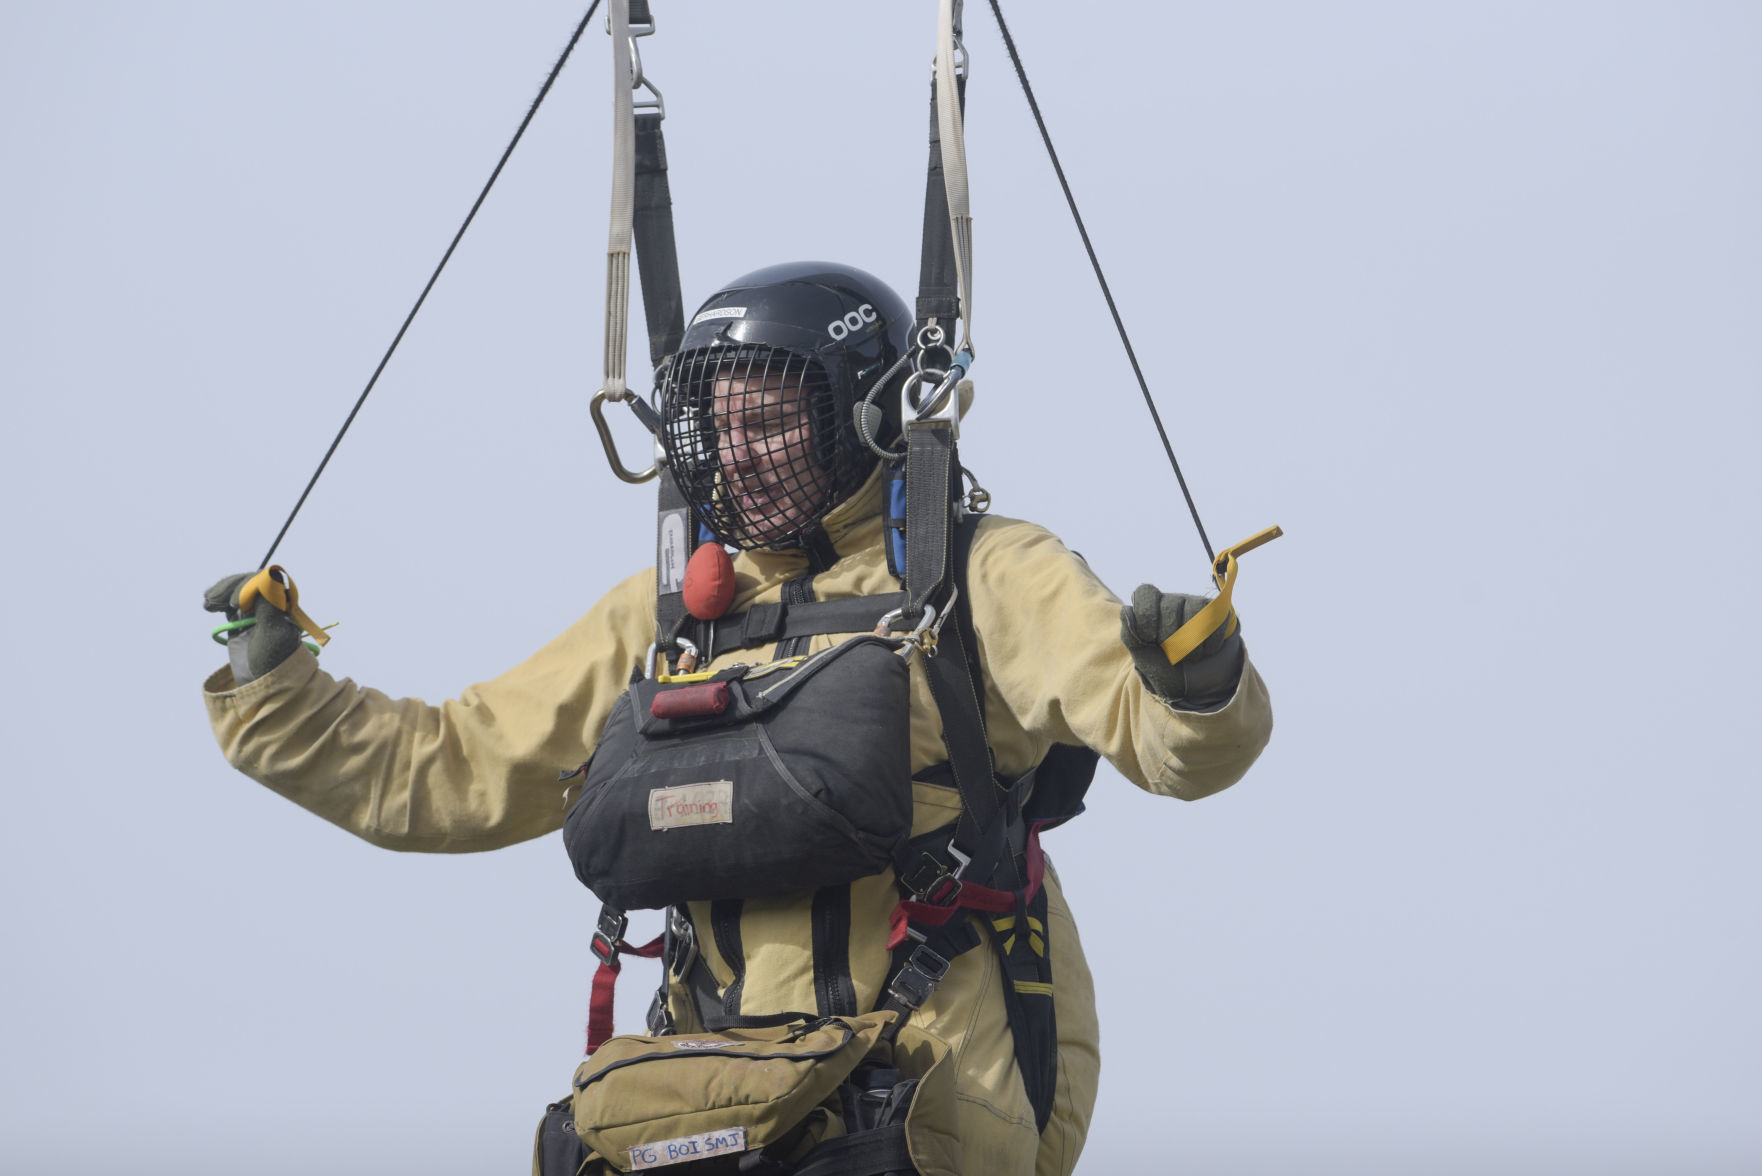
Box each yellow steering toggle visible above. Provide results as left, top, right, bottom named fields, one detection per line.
left=1158, top=525, right=1284, bottom=667
left=237, top=566, right=332, bottom=648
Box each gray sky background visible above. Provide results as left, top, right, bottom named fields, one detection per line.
left=4, top=2, right=1758, bottom=1173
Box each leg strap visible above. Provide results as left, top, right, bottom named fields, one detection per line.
left=792, top=1124, right=917, bottom=1176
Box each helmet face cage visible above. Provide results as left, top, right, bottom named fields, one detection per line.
left=662, top=343, right=874, bottom=549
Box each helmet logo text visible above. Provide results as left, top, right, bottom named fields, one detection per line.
left=826, top=303, right=877, bottom=341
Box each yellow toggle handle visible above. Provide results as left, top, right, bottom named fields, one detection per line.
left=1158, top=525, right=1283, bottom=666
left=237, top=566, right=331, bottom=647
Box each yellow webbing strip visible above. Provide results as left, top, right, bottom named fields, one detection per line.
left=656, top=655, right=806, bottom=686
left=237, top=566, right=331, bottom=647
left=654, top=668, right=719, bottom=685
left=1158, top=525, right=1283, bottom=667
left=993, top=916, right=1048, bottom=958
left=1014, top=981, right=1053, bottom=998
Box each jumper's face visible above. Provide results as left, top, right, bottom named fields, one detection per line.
left=711, top=361, right=834, bottom=544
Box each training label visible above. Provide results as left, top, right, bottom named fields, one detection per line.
left=629, top=1125, right=747, bottom=1170
left=648, top=781, right=734, bottom=830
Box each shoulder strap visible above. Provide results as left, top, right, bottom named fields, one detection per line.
left=632, top=110, right=684, bottom=369
left=892, top=514, right=1005, bottom=902
left=629, top=61, right=694, bottom=665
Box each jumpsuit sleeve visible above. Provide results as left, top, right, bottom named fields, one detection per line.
left=965, top=517, right=1272, bottom=800
left=200, top=568, right=656, bottom=851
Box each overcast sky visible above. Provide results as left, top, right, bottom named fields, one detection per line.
left=4, top=2, right=1759, bottom=1173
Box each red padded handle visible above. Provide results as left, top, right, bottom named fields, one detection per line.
left=650, top=681, right=732, bottom=719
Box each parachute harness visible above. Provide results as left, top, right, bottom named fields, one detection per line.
left=216, top=0, right=1289, bottom=1121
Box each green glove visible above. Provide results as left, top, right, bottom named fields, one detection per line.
left=1119, top=584, right=1245, bottom=711
left=204, top=572, right=306, bottom=685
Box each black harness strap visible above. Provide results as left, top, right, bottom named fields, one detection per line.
left=901, top=425, right=1000, bottom=876
left=902, top=422, right=958, bottom=619
left=792, top=1123, right=916, bottom=1176
left=632, top=111, right=684, bottom=368
left=701, top=594, right=905, bottom=660
left=614, top=0, right=695, bottom=667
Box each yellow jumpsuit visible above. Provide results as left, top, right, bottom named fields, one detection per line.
left=203, top=471, right=1273, bottom=1175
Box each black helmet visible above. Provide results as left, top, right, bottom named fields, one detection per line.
left=658, top=262, right=912, bottom=550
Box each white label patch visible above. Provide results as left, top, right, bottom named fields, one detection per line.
left=657, top=509, right=689, bottom=594
left=689, top=305, right=746, bottom=326
left=648, top=781, right=734, bottom=830
left=629, top=1125, right=747, bottom=1170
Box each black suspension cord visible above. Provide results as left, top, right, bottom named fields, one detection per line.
left=258, top=1, right=603, bottom=570
left=985, top=0, right=1216, bottom=565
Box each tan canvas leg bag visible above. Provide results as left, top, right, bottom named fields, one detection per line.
left=532, top=1013, right=961, bottom=1176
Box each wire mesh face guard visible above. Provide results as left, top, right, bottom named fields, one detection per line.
left=662, top=344, right=873, bottom=549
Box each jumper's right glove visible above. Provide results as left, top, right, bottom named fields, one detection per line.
left=204, top=572, right=307, bottom=685
left=1119, top=584, right=1246, bottom=711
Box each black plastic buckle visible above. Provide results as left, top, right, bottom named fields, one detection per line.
left=886, top=944, right=952, bottom=1011
left=591, top=908, right=628, bottom=967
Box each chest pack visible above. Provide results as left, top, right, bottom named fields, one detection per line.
left=563, top=632, right=914, bottom=911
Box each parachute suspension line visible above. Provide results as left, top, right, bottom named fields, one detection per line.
left=936, top=0, right=975, bottom=358
left=601, top=0, right=636, bottom=406
left=590, top=0, right=666, bottom=484
left=984, top=0, right=1216, bottom=565
left=257, top=1, right=604, bottom=570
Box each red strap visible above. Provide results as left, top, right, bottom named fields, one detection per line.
left=584, top=933, right=664, bottom=1055
left=886, top=826, right=1048, bottom=950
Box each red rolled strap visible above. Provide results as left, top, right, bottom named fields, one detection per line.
left=651, top=681, right=731, bottom=719
left=585, top=933, right=665, bottom=1055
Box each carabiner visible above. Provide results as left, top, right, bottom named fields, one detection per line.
left=591, top=389, right=661, bottom=484
left=923, top=346, right=973, bottom=420
left=876, top=596, right=950, bottom=659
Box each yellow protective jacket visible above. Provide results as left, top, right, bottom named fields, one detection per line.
left=203, top=471, right=1273, bottom=1176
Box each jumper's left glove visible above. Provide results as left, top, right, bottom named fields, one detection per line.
left=1119, top=584, right=1245, bottom=711
left=204, top=572, right=308, bottom=685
